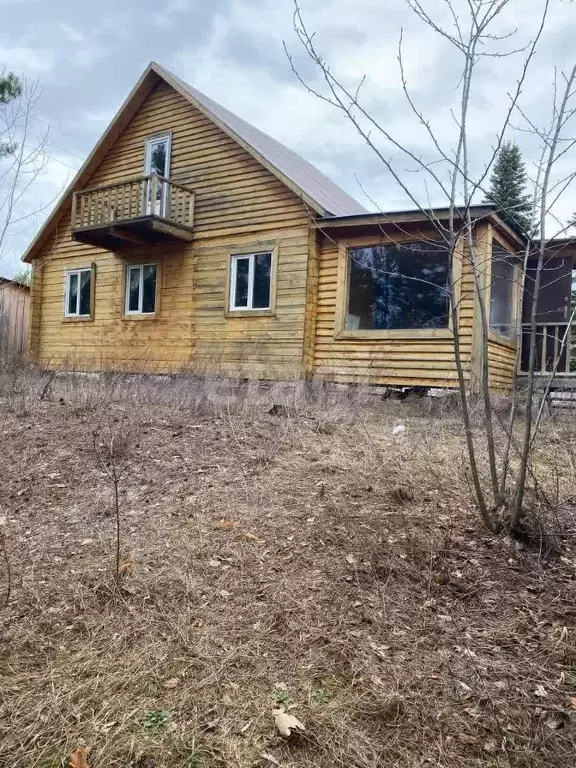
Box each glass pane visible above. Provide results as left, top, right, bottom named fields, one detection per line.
left=346, top=242, right=450, bottom=330
left=128, top=267, right=140, bottom=312
left=150, top=140, right=167, bottom=176
left=253, top=253, right=272, bottom=308
left=489, top=246, right=516, bottom=336
left=233, top=257, right=249, bottom=308
left=142, top=265, right=157, bottom=313
left=79, top=270, right=91, bottom=316
left=67, top=272, right=78, bottom=315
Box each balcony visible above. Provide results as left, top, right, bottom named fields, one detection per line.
left=520, top=322, right=575, bottom=376
left=71, top=175, right=195, bottom=249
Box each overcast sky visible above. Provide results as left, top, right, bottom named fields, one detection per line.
left=1, top=0, right=575, bottom=276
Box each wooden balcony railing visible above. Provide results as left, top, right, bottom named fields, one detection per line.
left=520, top=322, right=575, bottom=375
left=71, top=175, right=195, bottom=247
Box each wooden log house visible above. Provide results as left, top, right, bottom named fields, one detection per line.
left=22, top=62, right=576, bottom=391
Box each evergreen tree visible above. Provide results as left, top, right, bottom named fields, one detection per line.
left=0, top=71, right=22, bottom=160
left=485, top=142, right=532, bottom=236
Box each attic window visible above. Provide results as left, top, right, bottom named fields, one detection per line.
left=345, top=242, right=450, bottom=331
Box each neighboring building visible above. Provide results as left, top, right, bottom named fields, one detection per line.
left=0, top=277, right=30, bottom=359
left=21, top=62, right=576, bottom=390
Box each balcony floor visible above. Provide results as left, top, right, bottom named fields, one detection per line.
left=72, top=214, right=194, bottom=250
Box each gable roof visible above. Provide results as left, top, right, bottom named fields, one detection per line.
left=163, top=65, right=367, bottom=219
left=22, top=61, right=366, bottom=263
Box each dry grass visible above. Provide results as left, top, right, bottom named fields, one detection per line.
left=1, top=370, right=576, bottom=767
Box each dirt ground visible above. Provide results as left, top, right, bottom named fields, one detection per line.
left=1, top=373, right=576, bottom=767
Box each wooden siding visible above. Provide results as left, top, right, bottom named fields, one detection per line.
left=192, top=226, right=311, bottom=380
left=311, top=233, right=475, bottom=388
left=30, top=81, right=312, bottom=377
left=488, top=337, right=517, bottom=390
left=0, top=282, right=30, bottom=359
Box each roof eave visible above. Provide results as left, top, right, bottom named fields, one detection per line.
left=315, top=205, right=525, bottom=248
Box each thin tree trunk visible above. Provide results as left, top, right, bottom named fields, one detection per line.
left=512, top=65, right=576, bottom=529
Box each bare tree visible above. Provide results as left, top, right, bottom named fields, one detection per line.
left=93, top=421, right=132, bottom=586
left=286, top=0, right=576, bottom=538
left=0, top=515, right=10, bottom=609
left=0, top=72, right=56, bottom=273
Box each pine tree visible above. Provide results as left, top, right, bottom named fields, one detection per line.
left=0, top=71, right=22, bottom=160
left=485, top=142, right=532, bottom=236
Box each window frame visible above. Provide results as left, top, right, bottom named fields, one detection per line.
left=144, top=132, right=172, bottom=218
left=123, top=262, right=159, bottom=318
left=144, top=131, right=172, bottom=179
left=225, top=244, right=278, bottom=318
left=487, top=231, right=520, bottom=347
left=63, top=265, right=94, bottom=321
left=334, top=237, right=459, bottom=340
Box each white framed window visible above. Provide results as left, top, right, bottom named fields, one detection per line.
left=65, top=267, right=92, bottom=317
left=125, top=264, right=157, bottom=315
left=229, top=252, right=272, bottom=311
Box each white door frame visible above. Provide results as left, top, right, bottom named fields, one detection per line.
left=144, top=132, right=172, bottom=216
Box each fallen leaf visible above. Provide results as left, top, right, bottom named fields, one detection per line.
left=570, top=696, right=576, bottom=709
left=69, top=748, right=89, bottom=768
left=118, top=555, right=134, bottom=576
left=368, top=640, right=391, bottom=660
left=215, top=519, right=235, bottom=529
left=273, top=708, right=305, bottom=737
left=0, top=516, right=7, bottom=527
left=534, top=684, right=548, bottom=698
left=345, top=553, right=356, bottom=565
left=261, top=752, right=281, bottom=766
left=162, top=677, right=179, bottom=689
left=245, top=532, right=261, bottom=542
left=80, top=539, right=93, bottom=546
left=208, top=558, right=221, bottom=568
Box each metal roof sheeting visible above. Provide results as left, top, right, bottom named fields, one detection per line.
left=164, top=66, right=367, bottom=217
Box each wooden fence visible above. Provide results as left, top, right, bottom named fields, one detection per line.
left=0, top=279, right=30, bottom=360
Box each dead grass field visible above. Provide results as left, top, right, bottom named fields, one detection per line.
left=1, top=372, right=576, bottom=768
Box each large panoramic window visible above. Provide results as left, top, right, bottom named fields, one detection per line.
left=125, top=264, right=157, bottom=315
left=229, top=252, right=272, bottom=311
left=65, top=268, right=92, bottom=317
left=489, top=245, right=517, bottom=337
left=345, top=241, right=451, bottom=331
